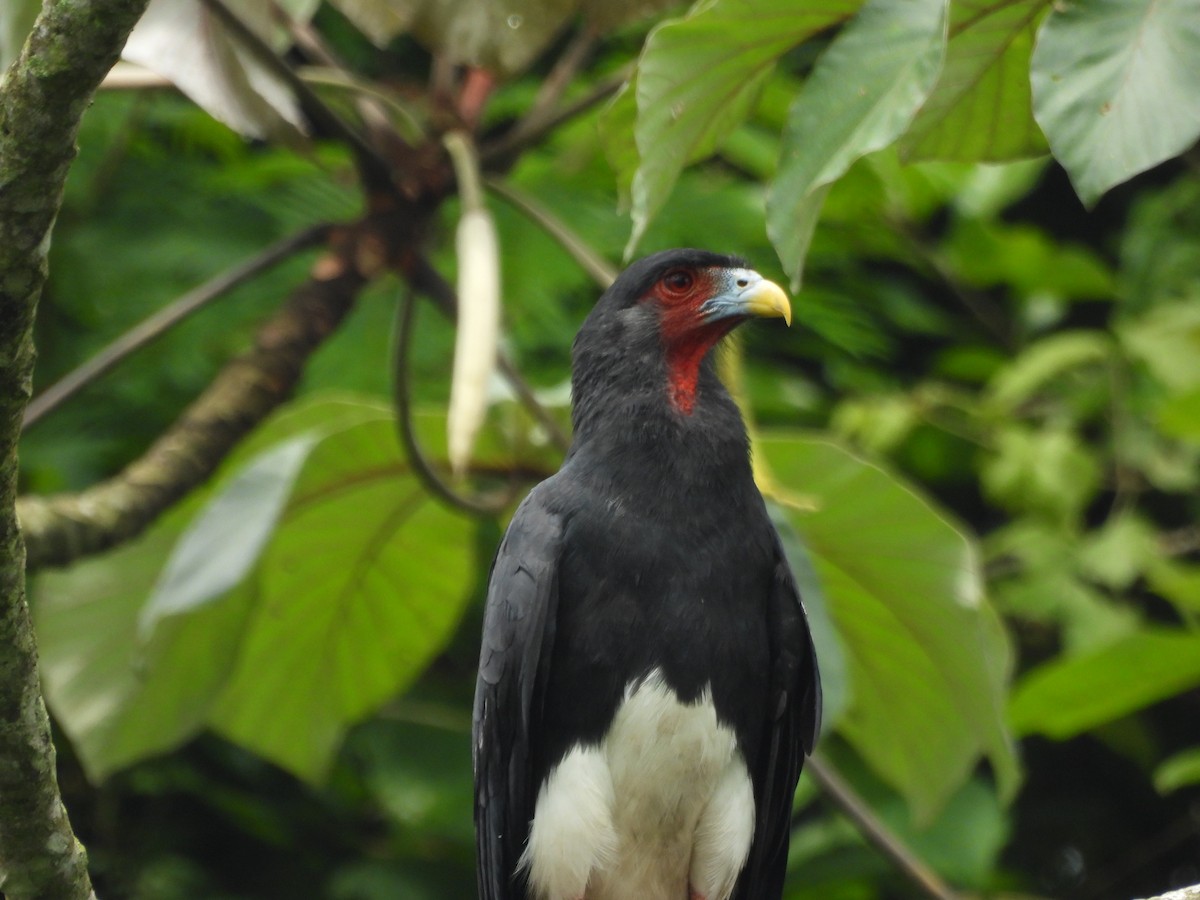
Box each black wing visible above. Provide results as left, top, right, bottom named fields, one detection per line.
left=736, top=546, right=822, bottom=899
left=473, top=485, right=564, bottom=900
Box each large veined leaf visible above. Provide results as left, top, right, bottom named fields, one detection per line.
left=769, top=505, right=850, bottom=731
left=206, top=417, right=480, bottom=780
left=1030, top=0, right=1200, bottom=206
left=759, top=434, right=1017, bottom=820
left=34, top=506, right=254, bottom=781
left=35, top=395, right=433, bottom=781
left=122, top=0, right=320, bottom=140
left=138, top=434, right=321, bottom=635
left=900, top=0, right=1049, bottom=162
left=624, top=0, right=862, bottom=256
left=1010, top=629, right=1200, bottom=739
left=766, top=0, right=948, bottom=289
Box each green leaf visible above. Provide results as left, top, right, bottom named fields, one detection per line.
left=766, top=0, right=948, bottom=289
left=1010, top=628, right=1200, bottom=738
left=1147, top=560, right=1200, bottom=615
left=33, top=395, right=398, bottom=780
left=122, top=0, right=317, bottom=140
left=993, top=569, right=1139, bottom=654
left=1154, top=747, right=1200, bottom=794
left=984, top=330, right=1112, bottom=413
left=1076, top=514, right=1160, bottom=591
left=1159, top=387, right=1200, bottom=443
left=34, top=506, right=254, bottom=781
left=139, top=434, right=321, bottom=635
left=981, top=425, right=1100, bottom=522
left=1120, top=301, right=1200, bottom=392
left=760, top=435, right=1017, bottom=819
left=206, top=418, right=479, bottom=781
left=1030, top=0, right=1200, bottom=206
left=768, top=505, right=850, bottom=731
left=900, top=0, right=1049, bottom=162
left=625, top=0, right=861, bottom=256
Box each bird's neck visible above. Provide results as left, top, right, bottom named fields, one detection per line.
left=568, top=360, right=753, bottom=505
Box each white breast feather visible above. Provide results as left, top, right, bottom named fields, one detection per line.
left=523, top=670, right=755, bottom=900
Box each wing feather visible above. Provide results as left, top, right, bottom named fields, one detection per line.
left=736, top=545, right=822, bottom=899
left=474, top=487, right=564, bottom=900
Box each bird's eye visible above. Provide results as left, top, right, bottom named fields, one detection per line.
left=661, top=269, right=694, bottom=294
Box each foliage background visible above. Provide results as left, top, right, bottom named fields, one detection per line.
left=6, top=0, right=1200, bottom=898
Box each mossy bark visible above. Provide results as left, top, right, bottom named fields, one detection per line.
left=0, top=1, right=150, bottom=897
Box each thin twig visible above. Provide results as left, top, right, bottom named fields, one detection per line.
left=481, top=65, right=633, bottom=168
left=485, top=177, right=617, bottom=289
left=406, top=255, right=571, bottom=453
left=276, top=0, right=423, bottom=146
left=299, top=67, right=425, bottom=143
left=23, top=225, right=329, bottom=430
left=499, top=26, right=599, bottom=151
left=807, top=755, right=961, bottom=900
left=390, top=288, right=519, bottom=516
left=19, top=252, right=368, bottom=570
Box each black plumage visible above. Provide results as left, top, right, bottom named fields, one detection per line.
left=474, top=249, right=821, bottom=900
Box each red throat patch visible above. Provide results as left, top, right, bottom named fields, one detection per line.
left=665, top=320, right=735, bottom=415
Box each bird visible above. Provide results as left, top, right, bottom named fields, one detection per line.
left=473, top=248, right=822, bottom=900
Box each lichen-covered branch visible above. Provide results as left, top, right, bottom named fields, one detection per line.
left=19, top=253, right=368, bottom=570
left=0, top=1, right=152, bottom=897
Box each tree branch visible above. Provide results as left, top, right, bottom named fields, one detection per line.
left=23, top=224, right=329, bottom=430
left=19, top=245, right=368, bottom=571
left=0, top=0, right=153, bottom=896
left=807, top=755, right=961, bottom=900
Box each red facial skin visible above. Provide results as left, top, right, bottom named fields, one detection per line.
left=645, top=267, right=738, bottom=415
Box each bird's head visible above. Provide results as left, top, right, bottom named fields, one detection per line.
left=572, top=249, right=791, bottom=422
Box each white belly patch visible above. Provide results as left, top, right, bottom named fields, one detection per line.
left=521, top=671, right=755, bottom=900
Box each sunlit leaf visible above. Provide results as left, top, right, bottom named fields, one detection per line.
left=35, top=395, right=403, bottom=781
left=1119, top=301, right=1200, bottom=391
left=768, top=505, right=849, bottom=731
left=206, top=418, right=479, bottom=781
left=625, top=0, right=860, bottom=256
left=766, top=0, right=947, bottom=289
left=1159, top=388, right=1200, bottom=443
left=984, top=330, right=1112, bottom=413
left=1030, top=0, right=1200, bottom=206
left=122, top=0, right=319, bottom=139
left=34, top=505, right=254, bottom=781
left=139, top=434, right=320, bottom=635
left=981, top=425, right=1100, bottom=522
left=760, top=435, right=1017, bottom=819
left=1155, top=747, right=1200, bottom=794
left=1010, top=629, right=1200, bottom=738
left=900, top=0, right=1049, bottom=162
